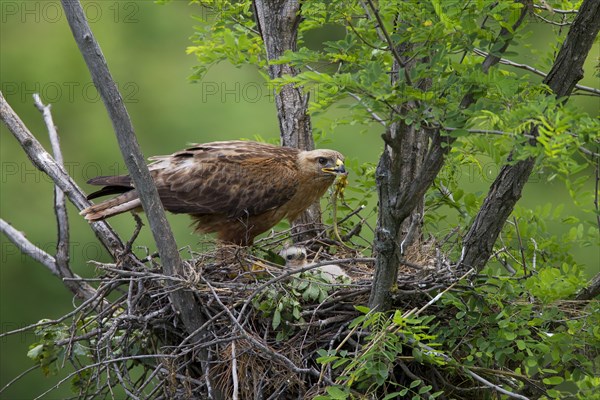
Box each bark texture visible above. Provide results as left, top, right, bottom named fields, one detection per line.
left=460, top=0, right=600, bottom=271
left=369, top=2, right=530, bottom=310
left=576, top=272, right=600, bottom=301
left=60, top=0, right=208, bottom=356
left=253, top=0, right=322, bottom=241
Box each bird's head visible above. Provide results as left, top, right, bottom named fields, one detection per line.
left=280, top=246, right=308, bottom=268
left=299, top=149, right=346, bottom=181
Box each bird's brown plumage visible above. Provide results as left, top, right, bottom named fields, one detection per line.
left=81, top=141, right=346, bottom=245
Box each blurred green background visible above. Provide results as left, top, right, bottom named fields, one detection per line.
left=1, top=1, right=597, bottom=398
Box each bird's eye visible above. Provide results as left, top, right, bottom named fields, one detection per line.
left=286, top=255, right=293, bottom=260
left=318, top=157, right=328, bottom=165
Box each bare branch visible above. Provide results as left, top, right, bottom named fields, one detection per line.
left=0, top=219, right=100, bottom=302
left=59, top=0, right=206, bottom=341
left=533, top=13, right=572, bottom=26
left=473, top=48, right=600, bottom=96
left=347, top=91, right=387, bottom=126
left=463, top=369, right=530, bottom=400
left=0, top=365, right=40, bottom=395
left=33, top=93, right=72, bottom=280
left=231, top=341, right=239, bottom=400
left=0, top=219, right=59, bottom=276
left=0, top=91, right=124, bottom=256
left=533, top=4, right=578, bottom=14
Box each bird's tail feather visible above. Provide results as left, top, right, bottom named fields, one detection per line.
left=80, top=190, right=141, bottom=221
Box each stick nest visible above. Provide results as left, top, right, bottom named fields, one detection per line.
left=57, top=230, right=470, bottom=400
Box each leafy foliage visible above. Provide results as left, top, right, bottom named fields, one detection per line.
left=438, top=270, right=599, bottom=399
left=183, top=0, right=598, bottom=398
left=315, top=306, right=445, bottom=399
left=13, top=0, right=599, bottom=398
left=253, top=270, right=351, bottom=341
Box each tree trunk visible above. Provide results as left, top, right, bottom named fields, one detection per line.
left=253, top=0, right=322, bottom=242
left=368, top=51, right=429, bottom=309
left=460, top=0, right=600, bottom=271
left=368, top=2, right=531, bottom=310
left=576, top=272, right=600, bottom=301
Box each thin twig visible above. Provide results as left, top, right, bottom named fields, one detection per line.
left=362, top=0, right=413, bottom=87
left=413, top=268, right=474, bottom=317
left=0, top=219, right=59, bottom=276
left=533, top=4, right=578, bottom=14
left=464, top=369, right=530, bottom=400
left=202, top=277, right=327, bottom=381
left=32, top=354, right=178, bottom=400
left=347, top=92, right=386, bottom=125
left=400, top=213, right=421, bottom=255
left=472, top=48, right=600, bottom=96
left=0, top=365, right=41, bottom=395
left=0, top=91, right=124, bottom=257
left=231, top=341, right=239, bottom=400
left=33, top=94, right=72, bottom=278
left=512, top=216, right=528, bottom=276
left=533, top=13, right=572, bottom=26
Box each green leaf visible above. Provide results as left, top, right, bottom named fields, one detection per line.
left=27, top=344, right=44, bottom=360
left=419, top=385, right=433, bottom=394
left=354, top=305, right=370, bottom=314
left=326, top=385, right=348, bottom=399
left=410, top=379, right=422, bottom=388
left=543, top=376, right=564, bottom=385
left=272, top=309, right=281, bottom=330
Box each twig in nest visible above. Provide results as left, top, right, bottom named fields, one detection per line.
left=400, top=213, right=421, bottom=255
left=201, top=276, right=328, bottom=382
left=512, top=216, right=528, bottom=276
left=123, top=213, right=145, bottom=255
left=231, top=341, right=239, bottom=400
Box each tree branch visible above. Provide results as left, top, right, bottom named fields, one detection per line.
left=0, top=219, right=99, bottom=302
left=0, top=219, right=58, bottom=276
left=369, top=0, right=530, bottom=310
left=460, top=0, right=600, bottom=271
left=472, top=48, right=600, bottom=96
left=0, top=91, right=123, bottom=257
left=33, top=94, right=72, bottom=281
left=59, top=0, right=206, bottom=339
left=575, top=272, right=600, bottom=300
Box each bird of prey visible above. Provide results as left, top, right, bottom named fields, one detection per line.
left=81, top=141, right=346, bottom=245
left=280, top=246, right=349, bottom=281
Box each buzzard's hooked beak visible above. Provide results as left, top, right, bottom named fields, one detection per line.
left=322, top=159, right=347, bottom=175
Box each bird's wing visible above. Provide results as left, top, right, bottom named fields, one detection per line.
left=150, top=142, right=300, bottom=218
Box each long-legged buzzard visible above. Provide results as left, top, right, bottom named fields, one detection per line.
left=81, top=141, right=346, bottom=245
